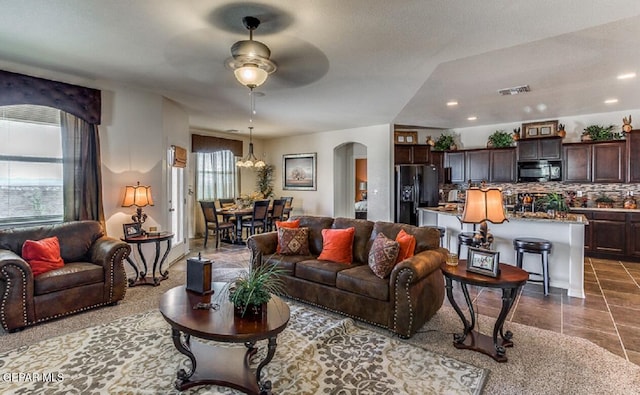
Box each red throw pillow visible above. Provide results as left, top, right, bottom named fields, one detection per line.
left=318, top=227, right=355, bottom=264
left=395, top=229, right=416, bottom=263
left=276, top=219, right=300, bottom=253
left=22, top=236, right=65, bottom=276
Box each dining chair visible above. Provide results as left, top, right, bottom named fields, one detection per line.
left=199, top=200, right=235, bottom=248
left=268, top=199, right=287, bottom=231
left=241, top=199, right=270, bottom=238
left=280, top=196, right=293, bottom=220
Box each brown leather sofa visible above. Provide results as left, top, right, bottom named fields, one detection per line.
left=0, top=221, right=130, bottom=332
left=247, top=216, right=448, bottom=338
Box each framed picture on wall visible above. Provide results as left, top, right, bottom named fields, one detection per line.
left=522, top=120, right=559, bottom=139
left=283, top=153, right=317, bottom=190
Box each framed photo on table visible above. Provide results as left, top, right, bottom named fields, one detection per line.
left=467, top=247, right=500, bottom=277
left=283, top=153, right=317, bottom=190
left=123, top=223, right=142, bottom=238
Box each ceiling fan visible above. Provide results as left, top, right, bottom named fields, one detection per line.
left=226, top=16, right=277, bottom=89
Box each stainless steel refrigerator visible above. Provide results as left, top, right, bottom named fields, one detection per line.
left=395, top=164, right=439, bottom=225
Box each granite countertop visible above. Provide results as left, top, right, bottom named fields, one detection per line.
left=569, top=207, right=640, bottom=213
left=420, top=207, right=589, bottom=225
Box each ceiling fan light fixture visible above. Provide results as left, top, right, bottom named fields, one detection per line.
left=228, top=16, right=277, bottom=89
left=234, top=64, right=269, bottom=89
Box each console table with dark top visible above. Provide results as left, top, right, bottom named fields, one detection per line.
left=440, top=261, right=529, bottom=362
left=121, top=232, right=173, bottom=287
left=159, top=283, right=290, bottom=394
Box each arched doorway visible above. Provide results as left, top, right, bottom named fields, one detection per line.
left=333, top=142, right=367, bottom=218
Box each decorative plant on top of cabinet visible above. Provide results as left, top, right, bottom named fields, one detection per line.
left=581, top=124, right=622, bottom=142
left=487, top=130, right=514, bottom=148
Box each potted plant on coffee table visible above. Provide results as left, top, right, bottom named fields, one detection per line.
left=228, top=263, right=285, bottom=317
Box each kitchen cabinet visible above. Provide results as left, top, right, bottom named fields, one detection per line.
left=627, top=213, right=640, bottom=259
left=573, top=209, right=640, bottom=261
left=563, top=144, right=591, bottom=182
left=517, top=137, right=562, bottom=161
left=429, top=151, right=446, bottom=183
left=444, top=148, right=516, bottom=184
left=490, top=148, right=517, bottom=182
left=592, top=142, right=626, bottom=182
left=591, top=211, right=626, bottom=256
left=394, top=145, right=430, bottom=165
left=465, top=150, right=490, bottom=182
left=563, top=141, right=625, bottom=183
left=627, top=129, right=640, bottom=182
left=444, top=151, right=465, bottom=184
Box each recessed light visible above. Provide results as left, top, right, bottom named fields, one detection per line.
left=604, top=98, right=618, bottom=104
left=467, top=116, right=477, bottom=121
left=446, top=100, right=458, bottom=106
left=617, top=72, right=636, bottom=80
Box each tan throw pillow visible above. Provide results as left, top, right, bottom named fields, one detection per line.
left=368, top=233, right=400, bottom=279
left=278, top=227, right=310, bottom=255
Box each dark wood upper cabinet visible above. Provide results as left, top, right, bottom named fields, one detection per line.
left=517, top=137, right=562, bottom=161
left=563, top=141, right=625, bottom=183
left=412, top=145, right=430, bottom=164
left=465, top=150, right=490, bottom=182
left=429, top=151, right=445, bottom=183
left=444, top=151, right=465, bottom=184
left=490, top=148, right=516, bottom=182
left=563, top=143, right=591, bottom=182
left=592, top=141, right=625, bottom=183
left=627, top=130, right=640, bottom=183
left=394, top=145, right=430, bottom=165
left=394, top=145, right=412, bottom=164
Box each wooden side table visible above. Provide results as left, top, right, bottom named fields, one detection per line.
left=440, top=261, right=529, bottom=362
left=121, top=232, right=174, bottom=286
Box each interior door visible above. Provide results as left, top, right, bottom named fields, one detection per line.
left=168, top=165, right=187, bottom=257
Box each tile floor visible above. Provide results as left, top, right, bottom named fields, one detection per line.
left=188, top=239, right=640, bottom=366
left=444, top=257, right=640, bottom=366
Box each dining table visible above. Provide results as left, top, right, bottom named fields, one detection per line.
left=219, top=205, right=292, bottom=244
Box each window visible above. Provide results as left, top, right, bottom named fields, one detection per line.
left=196, top=150, right=238, bottom=201
left=0, top=105, right=63, bottom=225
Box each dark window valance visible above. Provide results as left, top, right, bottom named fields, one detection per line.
left=192, top=134, right=243, bottom=157
left=0, top=70, right=101, bottom=125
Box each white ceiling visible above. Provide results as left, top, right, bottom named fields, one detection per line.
left=1, top=1, right=639, bottom=138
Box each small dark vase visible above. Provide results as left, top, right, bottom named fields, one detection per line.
left=234, top=303, right=264, bottom=318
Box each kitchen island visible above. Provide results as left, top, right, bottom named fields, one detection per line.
left=419, top=207, right=588, bottom=298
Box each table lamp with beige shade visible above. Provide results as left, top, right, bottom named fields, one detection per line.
left=461, top=187, right=508, bottom=250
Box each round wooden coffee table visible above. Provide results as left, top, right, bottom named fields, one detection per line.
left=159, top=283, right=290, bottom=394
left=440, top=261, right=529, bottom=362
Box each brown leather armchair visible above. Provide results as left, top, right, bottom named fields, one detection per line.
left=0, top=221, right=130, bottom=332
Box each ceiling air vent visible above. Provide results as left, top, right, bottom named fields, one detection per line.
left=498, top=85, right=530, bottom=96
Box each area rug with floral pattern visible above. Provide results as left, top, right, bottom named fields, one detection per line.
left=0, top=303, right=487, bottom=394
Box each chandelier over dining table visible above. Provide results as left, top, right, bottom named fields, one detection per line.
left=236, top=126, right=265, bottom=168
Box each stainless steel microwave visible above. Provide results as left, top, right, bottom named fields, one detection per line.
left=517, top=161, right=561, bottom=182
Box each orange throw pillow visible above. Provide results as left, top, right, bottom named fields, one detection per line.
left=395, top=229, right=416, bottom=263
left=22, top=236, right=65, bottom=276
left=318, top=227, right=355, bottom=264
left=276, top=219, right=300, bottom=253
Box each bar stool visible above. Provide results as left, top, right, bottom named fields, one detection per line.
left=457, top=232, right=480, bottom=259
left=513, top=237, right=553, bottom=295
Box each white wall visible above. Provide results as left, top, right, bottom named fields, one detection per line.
left=263, top=124, right=393, bottom=221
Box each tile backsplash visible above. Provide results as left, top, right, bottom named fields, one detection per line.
left=441, top=182, right=640, bottom=208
